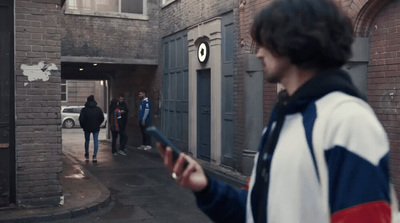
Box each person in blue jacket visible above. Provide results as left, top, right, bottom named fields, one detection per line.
left=157, top=0, right=395, bottom=222
left=138, top=90, right=152, bottom=150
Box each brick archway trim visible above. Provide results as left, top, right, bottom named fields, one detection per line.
left=353, top=0, right=391, bottom=37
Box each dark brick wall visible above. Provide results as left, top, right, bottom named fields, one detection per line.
left=61, top=0, right=159, bottom=60
left=368, top=0, right=400, bottom=198
left=15, top=0, right=63, bottom=207
left=160, top=0, right=237, bottom=37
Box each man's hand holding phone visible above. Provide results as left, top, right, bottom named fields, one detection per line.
left=157, top=143, right=208, bottom=192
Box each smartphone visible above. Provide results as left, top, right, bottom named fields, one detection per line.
left=146, top=126, right=188, bottom=167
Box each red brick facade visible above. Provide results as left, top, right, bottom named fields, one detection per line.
left=367, top=0, right=400, bottom=197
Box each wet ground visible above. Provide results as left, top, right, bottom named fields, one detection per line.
left=57, top=128, right=212, bottom=223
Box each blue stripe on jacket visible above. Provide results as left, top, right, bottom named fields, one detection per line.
left=325, top=147, right=390, bottom=214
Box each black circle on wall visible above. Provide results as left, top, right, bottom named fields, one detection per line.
left=197, top=41, right=210, bottom=64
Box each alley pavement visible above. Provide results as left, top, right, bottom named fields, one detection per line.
left=0, top=129, right=247, bottom=223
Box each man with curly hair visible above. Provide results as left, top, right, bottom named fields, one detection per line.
left=158, top=0, right=394, bottom=222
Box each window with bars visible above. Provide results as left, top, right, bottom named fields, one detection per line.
left=67, top=0, right=145, bottom=15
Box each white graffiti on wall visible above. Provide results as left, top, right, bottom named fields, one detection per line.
left=20, top=61, right=58, bottom=82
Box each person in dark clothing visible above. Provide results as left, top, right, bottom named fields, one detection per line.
left=109, top=98, right=127, bottom=156
left=118, top=94, right=129, bottom=128
left=79, top=95, right=104, bottom=163
left=117, top=94, right=128, bottom=155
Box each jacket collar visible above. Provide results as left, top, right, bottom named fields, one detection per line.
left=277, top=68, right=365, bottom=115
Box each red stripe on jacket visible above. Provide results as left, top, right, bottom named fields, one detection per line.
left=111, top=109, right=120, bottom=131
left=332, top=201, right=391, bottom=223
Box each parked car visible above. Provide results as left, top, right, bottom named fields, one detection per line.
left=61, top=106, right=107, bottom=128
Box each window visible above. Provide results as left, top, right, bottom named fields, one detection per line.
left=62, top=107, right=82, bottom=114
left=66, top=0, right=146, bottom=15
left=121, top=0, right=143, bottom=14
left=73, top=108, right=83, bottom=113
left=62, top=108, right=73, bottom=113
left=61, top=79, right=67, bottom=102
left=82, top=0, right=92, bottom=10
left=69, top=0, right=78, bottom=9
left=96, top=0, right=118, bottom=12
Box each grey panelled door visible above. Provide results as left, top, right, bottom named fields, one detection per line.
left=197, top=69, right=211, bottom=161
left=0, top=0, right=14, bottom=207
left=162, top=31, right=189, bottom=152
left=221, top=12, right=234, bottom=166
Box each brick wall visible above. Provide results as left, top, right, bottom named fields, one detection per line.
left=367, top=0, right=400, bottom=197
left=15, top=0, right=63, bottom=207
left=160, top=0, right=237, bottom=37
left=61, top=0, right=159, bottom=60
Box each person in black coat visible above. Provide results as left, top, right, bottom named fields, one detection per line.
left=115, top=94, right=128, bottom=155
left=109, top=98, right=128, bottom=156
left=118, top=94, right=129, bottom=129
left=79, top=95, right=104, bottom=162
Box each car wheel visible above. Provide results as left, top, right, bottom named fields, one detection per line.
left=63, top=119, right=75, bottom=128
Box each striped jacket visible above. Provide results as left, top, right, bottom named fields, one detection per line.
left=195, top=69, right=392, bottom=222
left=110, top=108, right=122, bottom=132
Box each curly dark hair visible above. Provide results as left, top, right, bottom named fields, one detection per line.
left=250, top=0, right=353, bottom=70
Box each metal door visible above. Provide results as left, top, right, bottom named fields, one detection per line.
left=221, top=12, right=234, bottom=166
left=0, top=0, right=15, bottom=207
left=162, top=31, right=189, bottom=152
left=197, top=70, right=211, bottom=161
